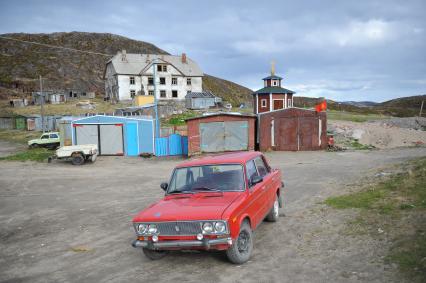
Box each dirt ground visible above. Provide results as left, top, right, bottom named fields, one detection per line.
left=0, top=140, right=26, bottom=158
left=1, top=147, right=425, bottom=283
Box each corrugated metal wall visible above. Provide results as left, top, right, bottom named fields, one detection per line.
left=155, top=134, right=188, bottom=157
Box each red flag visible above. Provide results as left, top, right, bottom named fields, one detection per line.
left=315, top=100, right=327, bottom=112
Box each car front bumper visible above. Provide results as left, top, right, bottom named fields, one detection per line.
left=132, top=237, right=232, bottom=250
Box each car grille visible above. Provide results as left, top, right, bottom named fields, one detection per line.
left=156, top=221, right=202, bottom=236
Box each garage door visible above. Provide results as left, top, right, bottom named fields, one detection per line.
left=75, top=125, right=99, bottom=146
left=99, top=124, right=124, bottom=155
left=200, top=121, right=248, bottom=153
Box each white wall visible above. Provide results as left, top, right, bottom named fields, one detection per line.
left=112, top=63, right=203, bottom=101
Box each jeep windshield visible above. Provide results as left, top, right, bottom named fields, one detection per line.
left=167, top=164, right=245, bottom=194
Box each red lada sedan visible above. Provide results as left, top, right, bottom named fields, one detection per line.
left=132, top=151, right=283, bottom=264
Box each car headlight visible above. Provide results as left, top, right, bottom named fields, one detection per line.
left=148, top=224, right=157, bottom=234
left=214, top=222, right=226, bottom=233
left=202, top=222, right=213, bottom=234
left=137, top=224, right=148, bottom=234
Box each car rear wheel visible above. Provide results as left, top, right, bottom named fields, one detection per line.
left=266, top=194, right=280, bottom=222
left=71, top=153, right=85, bottom=166
left=142, top=248, right=169, bottom=260
left=226, top=221, right=253, bottom=264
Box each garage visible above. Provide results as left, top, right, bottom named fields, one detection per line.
left=72, top=115, right=154, bottom=156
left=186, top=113, right=256, bottom=156
left=257, top=108, right=327, bottom=151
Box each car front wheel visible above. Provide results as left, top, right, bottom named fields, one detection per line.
left=142, top=248, right=169, bottom=260
left=226, top=221, right=253, bottom=264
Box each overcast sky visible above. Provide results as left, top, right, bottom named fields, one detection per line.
left=1, top=0, right=425, bottom=102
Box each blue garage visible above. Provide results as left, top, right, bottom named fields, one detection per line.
left=72, top=115, right=154, bottom=156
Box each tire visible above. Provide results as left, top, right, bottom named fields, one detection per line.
left=142, top=248, right=169, bottom=260
left=226, top=221, right=253, bottom=264
left=29, top=143, right=39, bottom=149
left=71, top=153, right=85, bottom=166
left=266, top=194, right=280, bottom=222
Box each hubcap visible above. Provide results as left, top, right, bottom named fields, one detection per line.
left=237, top=231, right=250, bottom=253
left=274, top=198, right=279, bottom=217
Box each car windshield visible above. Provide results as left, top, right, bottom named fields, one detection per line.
left=168, top=164, right=245, bottom=193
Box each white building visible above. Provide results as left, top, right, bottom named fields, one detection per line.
left=104, top=51, right=203, bottom=102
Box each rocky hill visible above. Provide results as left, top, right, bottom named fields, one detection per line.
left=0, top=32, right=252, bottom=104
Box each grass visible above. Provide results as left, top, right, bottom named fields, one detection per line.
left=327, top=110, right=390, bottom=122
left=0, top=129, right=42, bottom=144
left=348, top=139, right=375, bottom=150
left=325, top=157, right=426, bottom=281
left=0, top=148, right=52, bottom=162
left=162, top=111, right=198, bottom=126
left=0, top=98, right=132, bottom=116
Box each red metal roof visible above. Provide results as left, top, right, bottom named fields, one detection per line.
left=177, top=151, right=261, bottom=167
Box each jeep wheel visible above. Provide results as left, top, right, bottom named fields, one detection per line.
left=142, top=248, right=169, bottom=260
left=29, top=143, right=39, bottom=149
left=226, top=221, right=253, bottom=264
left=71, top=153, right=85, bottom=166
left=266, top=194, right=280, bottom=222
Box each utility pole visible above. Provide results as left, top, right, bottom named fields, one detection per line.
left=39, top=75, right=45, bottom=133
left=419, top=100, right=424, bottom=117
left=153, top=59, right=160, bottom=138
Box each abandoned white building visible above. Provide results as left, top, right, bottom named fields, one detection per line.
left=104, top=51, right=203, bottom=102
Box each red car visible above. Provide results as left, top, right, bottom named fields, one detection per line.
left=131, top=151, right=283, bottom=264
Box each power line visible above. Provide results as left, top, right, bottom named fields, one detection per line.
left=0, top=35, right=113, bottom=57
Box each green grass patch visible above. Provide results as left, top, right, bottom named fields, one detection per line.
left=0, top=148, right=52, bottom=162
left=0, top=129, right=42, bottom=144
left=386, top=232, right=426, bottom=282
left=349, top=139, right=375, bottom=150
left=162, top=111, right=198, bottom=126
left=327, top=110, right=390, bottom=122
left=326, top=157, right=426, bottom=281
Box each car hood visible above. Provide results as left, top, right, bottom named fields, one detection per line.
left=133, top=192, right=242, bottom=222
left=28, top=139, right=38, bottom=144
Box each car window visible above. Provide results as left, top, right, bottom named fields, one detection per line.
left=246, top=160, right=259, bottom=187
left=168, top=164, right=244, bottom=192
left=41, top=135, right=49, bottom=139
left=254, top=157, right=269, bottom=177
left=50, top=134, right=58, bottom=138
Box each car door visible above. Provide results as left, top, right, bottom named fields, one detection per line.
left=39, top=134, right=50, bottom=145
left=49, top=133, right=60, bottom=144
left=245, top=159, right=268, bottom=228
left=254, top=156, right=274, bottom=215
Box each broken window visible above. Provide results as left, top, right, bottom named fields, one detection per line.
left=130, top=90, right=136, bottom=98
left=160, top=90, right=166, bottom=98
left=187, top=78, right=192, bottom=85
left=172, top=77, right=177, bottom=85
left=148, top=90, right=154, bottom=96
left=148, top=77, right=154, bottom=85
left=157, top=64, right=167, bottom=72
left=172, top=90, right=178, bottom=98
left=130, top=77, right=135, bottom=85
left=160, top=77, right=166, bottom=85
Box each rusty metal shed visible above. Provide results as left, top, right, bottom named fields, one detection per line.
left=186, top=113, right=256, bottom=156
left=257, top=108, right=327, bottom=151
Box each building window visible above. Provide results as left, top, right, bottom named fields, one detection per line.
left=160, top=90, right=166, bottom=98
left=148, top=90, right=154, bottom=96
left=172, top=77, right=177, bottom=85
left=148, top=77, right=154, bottom=85
left=160, top=77, right=166, bottom=85
left=272, top=80, right=277, bottom=86
left=187, top=91, right=191, bottom=95
left=130, top=77, right=135, bottom=85
left=261, top=99, right=267, bottom=108
left=157, top=64, right=167, bottom=72
left=130, top=90, right=136, bottom=98
left=187, top=78, right=191, bottom=85
left=172, top=90, right=178, bottom=98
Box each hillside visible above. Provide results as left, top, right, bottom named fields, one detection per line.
left=0, top=32, right=252, bottom=104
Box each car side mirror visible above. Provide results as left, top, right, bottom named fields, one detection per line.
left=251, top=175, right=263, bottom=185
left=160, top=182, right=168, bottom=191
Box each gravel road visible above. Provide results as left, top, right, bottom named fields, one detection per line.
left=0, top=147, right=425, bottom=283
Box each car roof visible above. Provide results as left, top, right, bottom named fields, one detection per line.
left=176, top=151, right=262, bottom=168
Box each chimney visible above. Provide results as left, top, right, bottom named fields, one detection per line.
left=181, top=53, right=187, bottom=64
left=121, top=50, right=127, bottom=62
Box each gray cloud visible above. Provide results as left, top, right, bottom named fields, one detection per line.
left=0, top=0, right=425, bottom=102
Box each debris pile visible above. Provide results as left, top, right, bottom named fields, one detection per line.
left=329, top=118, right=426, bottom=149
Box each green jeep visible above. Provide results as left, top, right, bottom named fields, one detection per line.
left=28, top=132, right=60, bottom=149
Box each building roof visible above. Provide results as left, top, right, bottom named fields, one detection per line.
left=252, top=86, right=295, bottom=95
left=177, top=151, right=262, bottom=168
left=107, top=53, right=203, bottom=77
left=185, top=112, right=256, bottom=121
left=185, top=91, right=215, bottom=99
left=262, top=75, right=283, bottom=80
